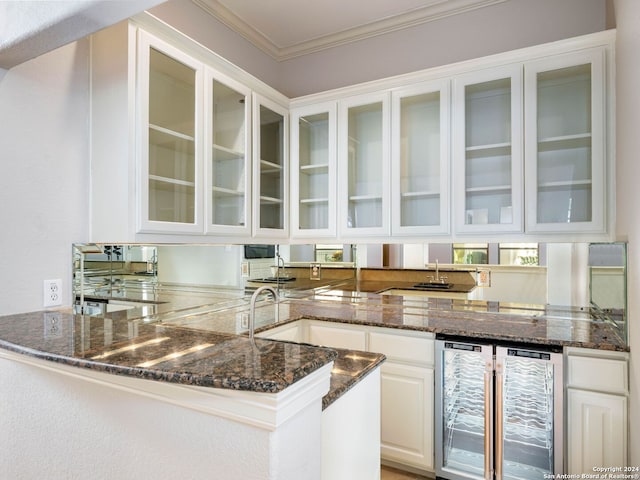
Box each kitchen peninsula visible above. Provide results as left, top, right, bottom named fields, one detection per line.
left=0, top=273, right=628, bottom=479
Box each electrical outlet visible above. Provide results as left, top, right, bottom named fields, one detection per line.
left=237, top=312, right=250, bottom=329
left=43, top=279, right=62, bottom=307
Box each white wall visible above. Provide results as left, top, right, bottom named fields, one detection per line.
left=0, top=40, right=90, bottom=315
left=613, top=0, right=640, bottom=465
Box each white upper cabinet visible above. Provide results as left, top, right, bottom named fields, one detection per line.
left=205, top=70, right=252, bottom=236
left=453, top=64, right=524, bottom=235
left=524, top=48, right=606, bottom=234
left=391, top=79, right=450, bottom=236
left=338, top=92, right=391, bottom=238
left=253, top=94, right=289, bottom=238
left=290, top=101, right=337, bottom=238
left=138, top=30, right=204, bottom=234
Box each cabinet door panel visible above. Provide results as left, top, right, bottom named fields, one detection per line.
left=380, top=362, right=434, bottom=471
left=391, top=80, right=450, bottom=236
left=567, top=389, right=627, bottom=473
left=453, top=64, right=523, bottom=234
left=253, top=94, right=289, bottom=237
left=205, top=70, right=252, bottom=235
left=290, top=102, right=337, bottom=237
left=308, top=324, right=366, bottom=350
left=338, top=92, right=391, bottom=237
left=138, top=31, right=204, bottom=234
left=525, top=48, right=606, bottom=234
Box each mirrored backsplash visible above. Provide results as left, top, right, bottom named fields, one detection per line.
left=73, top=242, right=627, bottom=337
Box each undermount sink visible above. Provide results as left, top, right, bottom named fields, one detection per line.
left=413, top=282, right=453, bottom=290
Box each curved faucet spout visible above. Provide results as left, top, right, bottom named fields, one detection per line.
left=249, top=286, right=279, bottom=345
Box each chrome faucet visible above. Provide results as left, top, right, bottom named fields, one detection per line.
left=249, top=286, right=278, bottom=345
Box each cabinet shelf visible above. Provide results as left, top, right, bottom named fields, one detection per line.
left=538, top=133, right=591, bottom=151
left=260, top=159, right=283, bottom=174
left=149, top=123, right=195, bottom=143
left=538, top=179, right=592, bottom=190
left=466, top=185, right=512, bottom=193
left=211, top=186, right=245, bottom=197
left=300, top=164, right=329, bottom=175
left=260, top=195, right=283, bottom=204
left=300, top=198, right=329, bottom=204
left=349, top=194, right=383, bottom=202
left=465, top=142, right=511, bottom=157
left=212, top=143, right=244, bottom=160
left=401, top=190, right=440, bottom=199
left=149, top=174, right=196, bottom=188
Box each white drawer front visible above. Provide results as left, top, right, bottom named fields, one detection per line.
left=309, top=324, right=367, bottom=351
left=567, top=355, right=628, bottom=394
left=369, top=331, right=434, bottom=366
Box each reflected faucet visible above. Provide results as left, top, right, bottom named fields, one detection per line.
left=249, top=286, right=279, bottom=345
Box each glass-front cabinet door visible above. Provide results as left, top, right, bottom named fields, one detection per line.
left=138, top=31, right=203, bottom=234
left=453, top=65, right=523, bottom=234
left=338, top=92, right=390, bottom=237
left=524, top=49, right=606, bottom=234
left=253, top=94, right=288, bottom=237
left=290, top=101, right=337, bottom=238
left=391, top=79, right=450, bottom=236
left=205, top=70, right=251, bottom=236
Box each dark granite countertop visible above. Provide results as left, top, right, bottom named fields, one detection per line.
left=0, top=310, right=339, bottom=394
left=281, top=289, right=628, bottom=352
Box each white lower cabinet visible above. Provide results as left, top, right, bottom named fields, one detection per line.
left=260, top=320, right=435, bottom=473
left=379, top=362, right=434, bottom=471
left=566, top=347, right=629, bottom=473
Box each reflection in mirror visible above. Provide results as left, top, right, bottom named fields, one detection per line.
left=589, top=242, right=627, bottom=342
left=73, top=243, right=358, bottom=312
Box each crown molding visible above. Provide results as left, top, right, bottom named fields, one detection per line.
left=193, top=0, right=507, bottom=61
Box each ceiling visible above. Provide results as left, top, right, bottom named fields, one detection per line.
left=192, top=0, right=508, bottom=61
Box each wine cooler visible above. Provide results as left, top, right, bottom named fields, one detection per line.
left=435, top=338, right=563, bottom=480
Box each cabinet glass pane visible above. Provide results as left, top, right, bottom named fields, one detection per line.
left=400, top=92, right=441, bottom=227
left=464, top=78, right=513, bottom=226
left=299, top=112, right=329, bottom=230
left=347, top=102, right=383, bottom=229
left=536, top=64, right=592, bottom=224
left=148, top=48, right=196, bottom=224
left=259, top=105, right=284, bottom=229
left=211, top=80, right=246, bottom=227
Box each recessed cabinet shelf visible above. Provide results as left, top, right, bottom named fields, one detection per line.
left=538, top=180, right=592, bottom=189
left=149, top=124, right=196, bottom=144
left=259, top=195, right=283, bottom=204
left=466, top=142, right=511, bottom=157
left=211, top=186, right=244, bottom=196
left=300, top=164, right=330, bottom=174
left=212, top=143, right=244, bottom=159
left=149, top=175, right=196, bottom=187
left=466, top=185, right=512, bottom=193
left=349, top=194, right=383, bottom=202
left=538, top=133, right=591, bottom=151
left=260, top=159, right=283, bottom=174
left=400, top=190, right=440, bottom=199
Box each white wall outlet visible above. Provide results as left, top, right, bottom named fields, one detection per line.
left=43, top=279, right=63, bottom=307
left=236, top=312, right=250, bottom=329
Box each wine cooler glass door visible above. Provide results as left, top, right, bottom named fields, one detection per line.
left=436, top=340, right=494, bottom=480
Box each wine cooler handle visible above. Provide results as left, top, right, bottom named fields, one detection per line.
left=495, top=363, right=504, bottom=480
left=484, top=367, right=492, bottom=480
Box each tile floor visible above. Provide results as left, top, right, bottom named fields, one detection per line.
left=380, top=465, right=431, bottom=480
